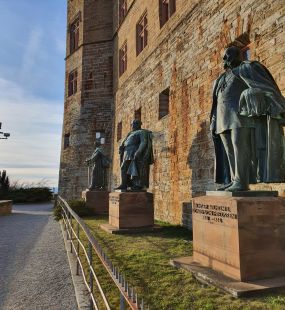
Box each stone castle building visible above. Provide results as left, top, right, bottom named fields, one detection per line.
left=59, top=0, right=285, bottom=227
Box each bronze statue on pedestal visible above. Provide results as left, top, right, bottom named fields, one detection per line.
left=85, top=141, right=110, bottom=190
left=211, top=46, right=285, bottom=192
left=115, top=119, right=154, bottom=191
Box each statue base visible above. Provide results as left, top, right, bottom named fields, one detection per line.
left=82, top=190, right=109, bottom=215
left=100, top=192, right=154, bottom=233
left=0, top=200, right=12, bottom=216
left=172, top=195, right=285, bottom=295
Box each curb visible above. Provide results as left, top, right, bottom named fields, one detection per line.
left=60, top=222, right=90, bottom=310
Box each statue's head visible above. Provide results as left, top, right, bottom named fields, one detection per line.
left=131, top=119, right=142, bottom=131
left=223, top=46, right=242, bottom=69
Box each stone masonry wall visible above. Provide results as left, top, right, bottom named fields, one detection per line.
left=59, top=0, right=113, bottom=199
left=113, top=0, right=285, bottom=225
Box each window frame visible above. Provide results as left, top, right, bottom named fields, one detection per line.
left=69, top=18, right=80, bottom=54
left=119, top=0, right=128, bottom=24
left=159, top=87, right=170, bottom=119
left=159, top=0, right=176, bottom=28
left=68, top=70, right=78, bottom=97
left=117, top=122, right=123, bottom=142
left=119, top=41, right=128, bottom=76
left=64, top=133, right=70, bottom=149
left=136, top=11, right=148, bottom=56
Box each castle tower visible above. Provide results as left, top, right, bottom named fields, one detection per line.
left=59, top=0, right=113, bottom=199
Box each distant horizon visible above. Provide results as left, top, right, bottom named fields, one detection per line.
left=0, top=1, right=67, bottom=188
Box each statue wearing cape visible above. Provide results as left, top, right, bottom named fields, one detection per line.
left=211, top=60, right=285, bottom=186
left=116, top=120, right=154, bottom=191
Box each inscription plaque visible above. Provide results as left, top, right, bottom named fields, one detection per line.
left=193, top=203, right=237, bottom=224
left=192, top=195, right=285, bottom=281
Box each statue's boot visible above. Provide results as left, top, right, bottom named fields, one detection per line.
left=130, top=185, right=144, bottom=191
left=114, top=184, right=127, bottom=190
left=225, top=181, right=249, bottom=192
left=216, top=182, right=233, bottom=191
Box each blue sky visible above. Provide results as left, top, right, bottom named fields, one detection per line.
left=0, top=0, right=67, bottom=188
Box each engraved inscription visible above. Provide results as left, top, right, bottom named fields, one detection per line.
left=110, top=196, right=119, bottom=205
left=193, top=203, right=237, bottom=223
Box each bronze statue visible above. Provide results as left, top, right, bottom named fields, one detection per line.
left=210, top=46, right=285, bottom=191
left=85, top=141, right=110, bottom=190
left=115, top=119, right=154, bottom=191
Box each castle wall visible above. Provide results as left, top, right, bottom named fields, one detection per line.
left=112, top=0, right=285, bottom=225
left=59, top=0, right=285, bottom=226
left=59, top=0, right=113, bottom=199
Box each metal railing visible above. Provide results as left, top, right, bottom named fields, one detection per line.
left=57, top=196, right=147, bottom=310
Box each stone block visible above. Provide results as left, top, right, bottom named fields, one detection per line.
left=108, top=192, right=154, bottom=229
left=82, top=190, right=109, bottom=215
left=0, top=200, right=12, bottom=216
left=192, top=195, right=285, bottom=282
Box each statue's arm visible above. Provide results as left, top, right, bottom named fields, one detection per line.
left=135, top=131, right=147, bottom=158
left=86, top=149, right=100, bottom=165
left=210, top=78, right=219, bottom=132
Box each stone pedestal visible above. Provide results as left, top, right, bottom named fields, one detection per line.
left=192, top=195, right=285, bottom=281
left=0, top=200, right=12, bottom=216
left=171, top=193, right=285, bottom=296
left=82, top=190, right=109, bottom=215
left=100, top=192, right=154, bottom=233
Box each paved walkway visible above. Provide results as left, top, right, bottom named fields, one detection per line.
left=0, top=203, right=77, bottom=310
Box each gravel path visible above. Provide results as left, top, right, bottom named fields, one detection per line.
left=0, top=203, right=77, bottom=310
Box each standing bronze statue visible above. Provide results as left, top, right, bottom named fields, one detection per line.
left=85, top=141, right=110, bottom=190
left=210, top=46, right=285, bottom=191
left=115, top=119, right=154, bottom=191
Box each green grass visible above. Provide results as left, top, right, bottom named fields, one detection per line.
left=76, top=216, right=285, bottom=310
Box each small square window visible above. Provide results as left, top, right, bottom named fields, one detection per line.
left=159, top=87, right=170, bottom=119
left=119, top=42, right=127, bottom=76
left=135, top=107, right=142, bottom=122
left=159, top=0, right=176, bottom=28
left=64, top=133, right=70, bottom=149
left=117, top=122, right=122, bottom=142
left=136, top=12, right=148, bottom=56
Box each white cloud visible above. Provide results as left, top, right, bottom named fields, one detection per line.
left=0, top=77, right=63, bottom=187
left=19, top=28, right=44, bottom=84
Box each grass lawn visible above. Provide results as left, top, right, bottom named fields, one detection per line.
left=78, top=216, right=285, bottom=310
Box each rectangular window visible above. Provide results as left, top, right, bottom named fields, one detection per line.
left=136, top=12, right=148, bottom=56
left=64, top=133, right=70, bottom=149
left=135, top=107, right=142, bottom=122
left=70, top=18, right=80, bottom=53
left=159, top=0, right=176, bottom=28
left=68, top=70, right=78, bottom=97
left=159, top=87, right=170, bottom=119
left=119, top=42, right=127, bottom=76
left=119, top=0, right=127, bottom=24
left=117, top=122, right=122, bottom=142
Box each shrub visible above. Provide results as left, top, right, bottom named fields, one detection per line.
left=53, top=199, right=92, bottom=221
left=0, top=170, right=10, bottom=197
left=5, top=187, right=52, bottom=203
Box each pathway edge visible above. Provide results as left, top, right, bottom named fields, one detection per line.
left=60, top=221, right=90, bottom=310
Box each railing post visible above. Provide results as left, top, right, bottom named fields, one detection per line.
left=89, top=241, right=93, bottom=310
left=66, top=209, right=69, bottom=240
left=70, top=212, right=73, bottom=253
left=76, top=222, right=80, bottom=275
left=120, top=293, right=126, bottom=310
